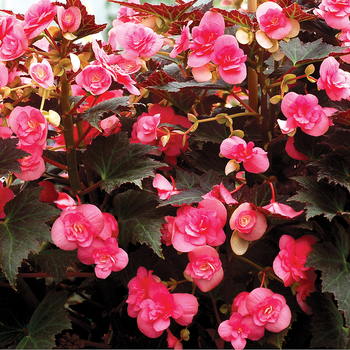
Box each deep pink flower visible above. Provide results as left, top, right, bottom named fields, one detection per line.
left=231, top=291, right=250, bottom=317
left=296, top=268, right=317, bottom=315
left=132, top=114, right=161, bottom=144
left=23, top=0, right=57, bottom=39
left=220, top=136, right=269, bottom=174
left=281, top=92, right=335, bottom=137
left=0, top=182, right=14, bottom=219
left=127, top=267, right=161, bottom=317
left=202, top=182, right=237, bottom=205
left=246, top=288, right=292, bottom=333
left=14, top=150, right=46, bottom=181
left=54, top=193, right=77, bottom=210
left=188, top=11, right=225, bottom=68
left=0, top=127, right=12, bottom=139
left=78, top=237, right=128, bottom=279
left=211, top=35, right=247, bottom=84
left=76, top=65, right=112, bottom=95
left=99, top=212, right=119, bottom=240
left=51, top=204, right=105, bottom=250
left=112, top=22, right=164, bottom=58
left=218, top=313, right=265, bottom=350
left=29, top=59, right=54, bottom=89
left=160, top=215, right=177, bottom=246
left=285, top=136, right=309, bottom=160
left=170, top=22, right=191, bottom=59
left=153, top=174, right=180, bottom=200
left=263, top=202, right=303, bottom=218
left=317, top=56, right=350, bottom=101
left=171, top=199, right=227, bottom=252
left=0, top=62, right=9, bottom=88
left=273, top=234, right=317, bottom=286
left=318, top=0, right=350, bottom=29
left=338, top=26, right=350, bottom=63
left=166, top=329, right=183, bottom=349
left=57, top=6, right=81, bottom=33
left=185, top=245, right=223, bottom=292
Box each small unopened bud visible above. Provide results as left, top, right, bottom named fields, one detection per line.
left=180, top=328, right=190, bottom=342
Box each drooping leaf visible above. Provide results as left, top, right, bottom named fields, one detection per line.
left=308, top=292, right=348, bottom=349
left=113, top=190, right=168, bottom=257
left=67, top=0, right=107, bottom=39
left=283, top=3, right=317, bottom=22
left=16, top=291, right=71, bottom=349
left=307, top=221, right=350, bottom=326
left=279, top=38, right=345, bottom=66
left=211, top=8, right=254, bottom=28
left=291, top=177, right=348, bottom=221
left=31, top=249, right=78, bottom=284
left=85, top=133, right=164, bottom=193
left=0, top=138, right=29, bottom=177
left=82, top=96, right=131, bottom=131
left=0, top=188, right=60, bottom=289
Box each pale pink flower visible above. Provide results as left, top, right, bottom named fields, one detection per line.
left=115, top=0, right=142, bottom=24
left=132, top=114, right=161, bottom=145
left=318, top=0, right=350, bottom=29
left=14, top=150, right=46, bottom=181
left=29, top=59, right=54, bottom=89
left=0, top=15, right=28, bottom=61
left=281, top=92, right=334, bottom=137
left=127, top=266, right=161, bottom=317
left=273, top=234, right=317, bottom=286
left=220, top=136, right=269, bottom=174
left=111, top=22, right=164, bottom=58
left=51, top=204, right=105, bottom=250
left=202, top=182, right=237, bottom=205
left=317, top=56, right=350, bottom=101
left=185, top=245, right=223, bottom=292
left=231, top=291, right=250, bottom=317
left=57, top=6, right=81, bottom=33
left=78, top=237, right=128, bottom=279
left=100, top=116, right=121, bottom=136
left=296, top=268, right=316, bottom=315
left=54, top=193, right=77, bottom=210
left=188, top=11, right=225, bottom=68
left=0, top=62, right=9, bottom=88
left=99, top=212, right=119, bottom=240
left=23, top=0, right=57, bottom=39
left=171, top=199, right=227, bottom=253
left=263, top=202, right=303, bottom=218
left=0, top=182, right=14, bottom=219
left=170, top=22, right=191, bottom=59
left=76, top=65, right=112, bottom=95
left=153, top=174, right=180, bottom=200
left=166, top=329, right=183, bottom=350
left=246, top=288, right=292, bottom=333
left=218, top=313, right=265, bottom=350
left=211, top=35, right=247, bottom=84
left=114, top=54, right=142, bottom=74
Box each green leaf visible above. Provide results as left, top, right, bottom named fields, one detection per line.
left=82, top=96, right=131, bottom=131
left=279, top=38, right=345, bottom=66
left=308, top=292, right=348, bottom=348
left=16, top=290, right=71, bottom=349
left=174, top=170, right=201, bottom=189
left=0, top=138, right=29, bottom=177
left=31, top=249, right=78, bottom=284
left=0, top=189, right=60, bottom=289
left=113, top=190, right=167, bottom=257
left=85, top=133, right=164, bottom=193
left=291, top=177, right=347, bottom=221
left=194, top=118, right=231, bottom=144
left=307, top=221, right=350, bottom=325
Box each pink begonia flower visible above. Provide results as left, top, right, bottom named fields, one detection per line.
left=152, top=174, right=180, bottom=200
left=185, top=245, right=223, bottom=292
left=8, top=106, right=48, bottom=150
left=273, top=234, right=317, bottom=286
left=0, top=182, right=14, bottom=219
left=29, top=59, right=54, bottom=89
left=220, top=136, right=269, bottom=174
left=127, top=266, right=161, bottom=317
left=231, top=291, right=250, bottom=317
left=57, top=6, right=81, bottom=33
left=100, top=116, right=121, bottom=136
left=160, top=215, right=176, bottom=246
left=115, top=0, right=142, bottom=24
left=171, top=199, right=227, bottom=252
left=318, top=0, right=350, bottom=29
left=166, top=329, right=183, bottom=350
left=296, top=268, right=317, bottom=315
left=77, top=237, right=128, bottom=279
left=285, top=136, right=309, bottom=161
left=211, top=35, right=247, bottom=85
left=114, top=54, right=142, bottom=74
left=38, top=181, right=59, bottom=203
left=23, top=0, right=57, bottom=39
left=54, top=193, right=77, bottom=210
left=137, top=282, right=198, bottom=338
left=0, top=127, right=12, bottom=139
left=170, top=22, right=191, bottom=59
left=76, top=65, right=112, bottom=96
left=281, top=92, right=336, bottom=137
left=263, top=201, right=303, bottom=218
left=0, top=15, right=28, bottom=61
left=338, top=25, right=350, bottom=63
left=133, top=114, right=161, bottom=144
left=0, top=62, right=9, bottom=88
left=202, top=182, right=237, bottom=205
left=111, top=22, right=164, bottom=58
left=188, top=11, right=225, bottom=68
left=317, top=56, right=350, bottom=101
left=246, top=288, right=292, bottom=333
left=218, top=313, right=265, bottom=350
left=99, top=212, right=119, bottom=240
left=51, top=204, right=105, bottom=250
left=14, top=150, right=46, bottom=181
